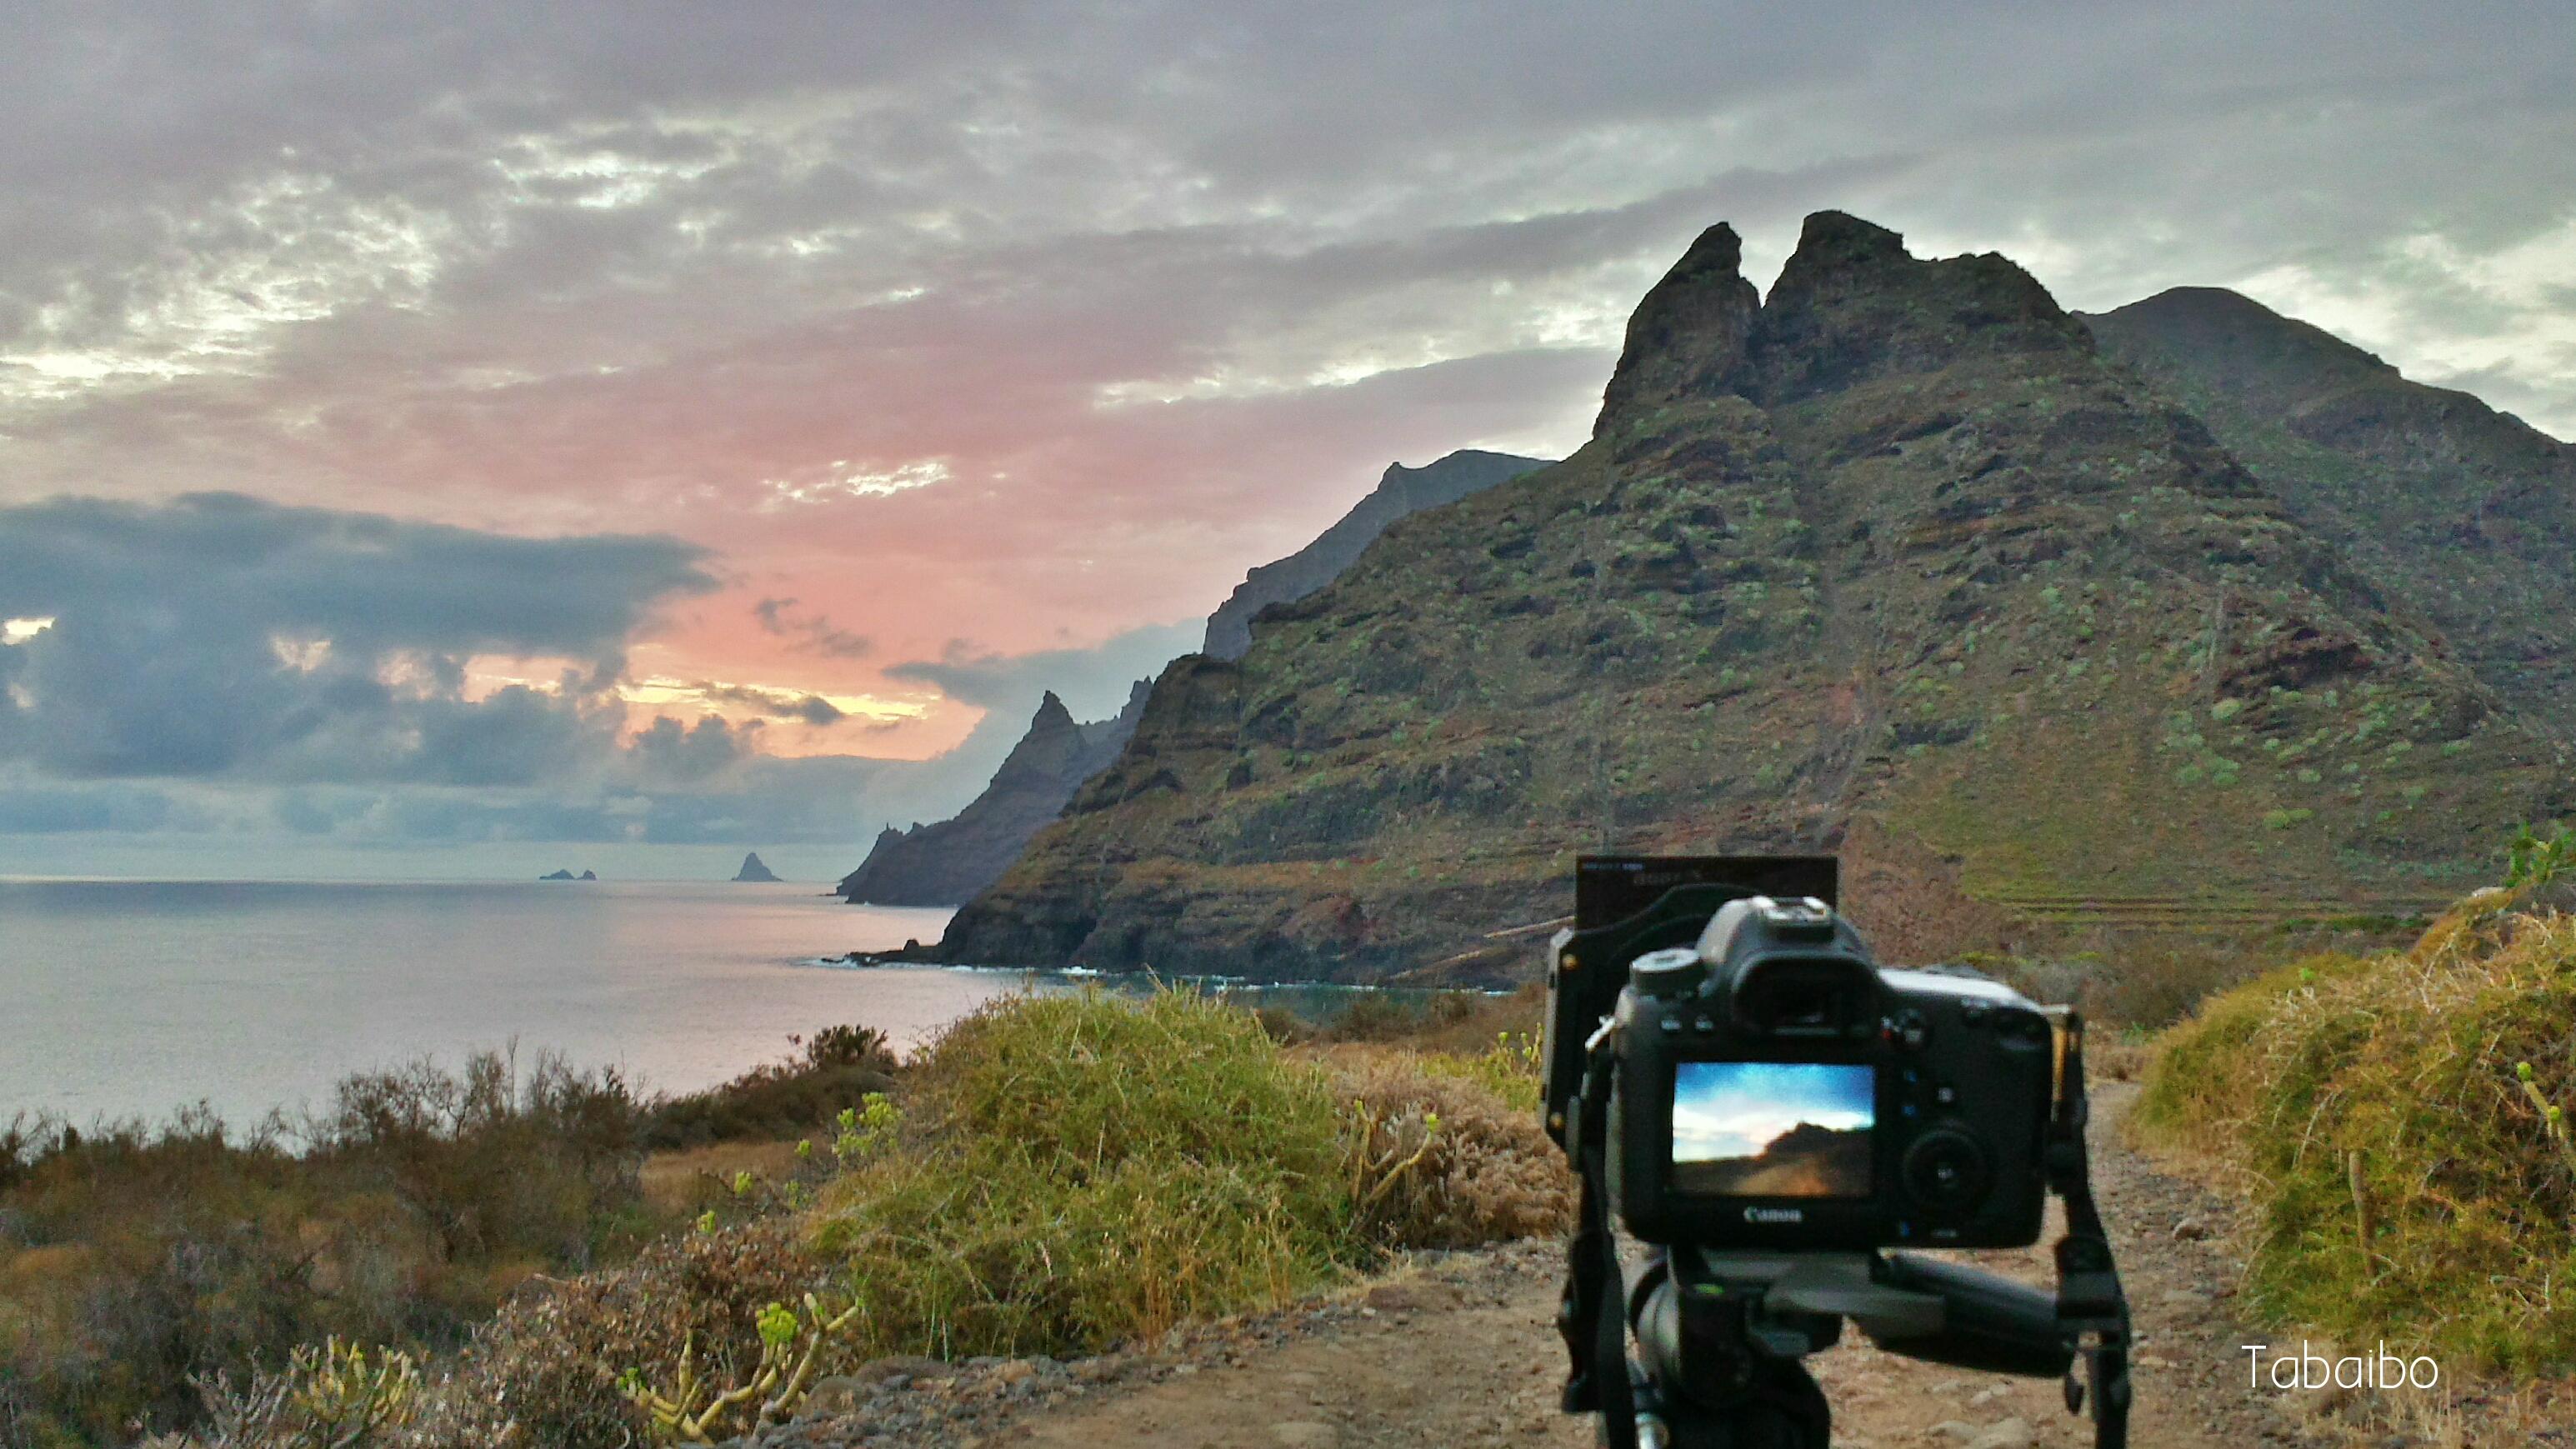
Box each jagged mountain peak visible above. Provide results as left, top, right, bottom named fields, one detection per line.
left=839, top=685, right=1153, bottom=907
left=1781, top=209, right=1907, bottom=271
left=1749, top=210, right=2090, bottom=406
left=935, top=214, right=2572, bottom=983
left=1593, top=222, right=1757, bottom=434
left=1597, top=210, right=2095, bottom=429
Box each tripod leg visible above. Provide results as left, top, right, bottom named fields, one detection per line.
left=1658, top=1357, right=1831, bottom=1449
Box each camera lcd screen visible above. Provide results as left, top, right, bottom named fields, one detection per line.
left=1670, top=1061, right=1876, bottom=1199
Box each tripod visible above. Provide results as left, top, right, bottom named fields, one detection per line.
left=1556, top=1014, right=2132, bottom=1449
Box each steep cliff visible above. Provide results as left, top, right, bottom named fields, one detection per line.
left=2085, top=287, right=2576, bottom=723
left=1203, top=450, right=1550, bottom=660
left=838, top=684, right=1148, bottom=906
left=935, top=214, right=2573, bottom=982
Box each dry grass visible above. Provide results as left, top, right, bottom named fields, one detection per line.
left=2135, top=887, right=2576, bottom=1376
left=398, top=989, right=1570, bottom=1447
left=1331, top=1056, right=1572, bottom=1249
left=639, top=1140, right=806, bottom=1219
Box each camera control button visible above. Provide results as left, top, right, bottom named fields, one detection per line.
left=1901, top=1129, right=1993, bottom=1213
left=1890, top=1010, right=1931, bottom=1051
left=1933, top=1083, right=1959, bottom=1107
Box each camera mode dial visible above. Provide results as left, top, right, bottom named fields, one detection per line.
left=1628, top=946, right=1703, bottom=998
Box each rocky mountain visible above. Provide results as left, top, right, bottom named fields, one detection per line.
left=1203, top=450, right=1551, bottom=659
left=539, top=868, right=598, bottom=882
left=2084, top=287, right=2576, bottom=724
left=838, top=683, right=1150, bottom=906
left=733, top=852, right=782, bottom=882
left=929, top=212, right=2573, bottom=983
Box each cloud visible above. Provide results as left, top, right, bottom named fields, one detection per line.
left=0, top=489, right=1178, bottom=850
left=0, top=492, right=713, bottom=782
left=4, top=2, right=2573, bottom=867
left=750, top=597, right=873, bottom=659
left=885, top=621, right=1199, bottom=719
left=627, top=714, right=753, bottom=783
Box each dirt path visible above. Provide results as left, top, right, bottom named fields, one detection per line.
left=754, top=1086, right=2489, bottom=1448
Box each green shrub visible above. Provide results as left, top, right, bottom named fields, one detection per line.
left=420, top=1221, right=837, bottom=1449
left=2135, top=895, right=2576, bottom=1373
left=2508, top=823, right=2576, bottom=892
left=815, top=990, right=1349, bottom=1359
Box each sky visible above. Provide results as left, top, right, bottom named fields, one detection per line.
left=3, top=1, right=2571, bottom=876
left=1670, top=1062, right=1876, bottom=1164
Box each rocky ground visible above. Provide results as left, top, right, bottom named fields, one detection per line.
left=727, top=1087, right=2569, bottom=1449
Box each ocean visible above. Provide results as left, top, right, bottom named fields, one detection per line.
left=0, top=878, right=997, bottom=1129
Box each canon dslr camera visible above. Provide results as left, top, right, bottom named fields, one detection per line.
left=1608, top=894, right=2053, bottom=1251
left=1543, top=857, right=2131, bottom=1449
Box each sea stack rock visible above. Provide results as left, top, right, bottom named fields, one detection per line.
left=733, top=852, right=783, bottom=883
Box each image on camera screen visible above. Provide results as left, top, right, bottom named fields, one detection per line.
left=1670, top=1061, right=1876, bottom=1199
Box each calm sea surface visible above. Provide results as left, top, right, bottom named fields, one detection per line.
left=0, top=880, right=1000, bottom=1128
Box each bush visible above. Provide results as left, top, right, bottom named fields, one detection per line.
left=2135, top=890, right=2576, bottom=1373
left=815, top=990, right=1350, bottom=1359
left=416, top=1220, right=838, bottom=1449
left=643, top=1026, right=898, bottom=1151
left=0, top=1052, right=647, bottom=1445
left=1418, top=1028, right=1545, bottom=1114
left=1336, top=1059, right=1572, bottom=1249
left=79, top=996, right=1573, bottom=1447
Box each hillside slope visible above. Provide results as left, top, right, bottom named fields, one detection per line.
left=838, top=685, right=1145, bottom=906
left=2086, top=287, right=2576, bottom=723
left=1203, top=449, right=1552, bottom=660
left=935, top=214, right=2572, bottom=982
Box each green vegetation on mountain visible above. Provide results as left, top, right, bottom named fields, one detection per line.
left=2087, top=287, right=2576, bottom=725
left=1203, top=449, right=1553, bottom=660
left=938, top=214, right=2573, bottom=982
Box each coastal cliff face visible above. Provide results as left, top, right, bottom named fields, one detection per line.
left=1202, top=450, right=1552, bottom=660
left=838, top=685, right=1148, bottom=906
left=2084, top=287, right=2576, bottom=726
left=935, top=212, right=2573, bottom=982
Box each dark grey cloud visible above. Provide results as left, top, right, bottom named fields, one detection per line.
left=0, top=487, right=1153, bottom=850
left=0, top=492, right=712, bottom=782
